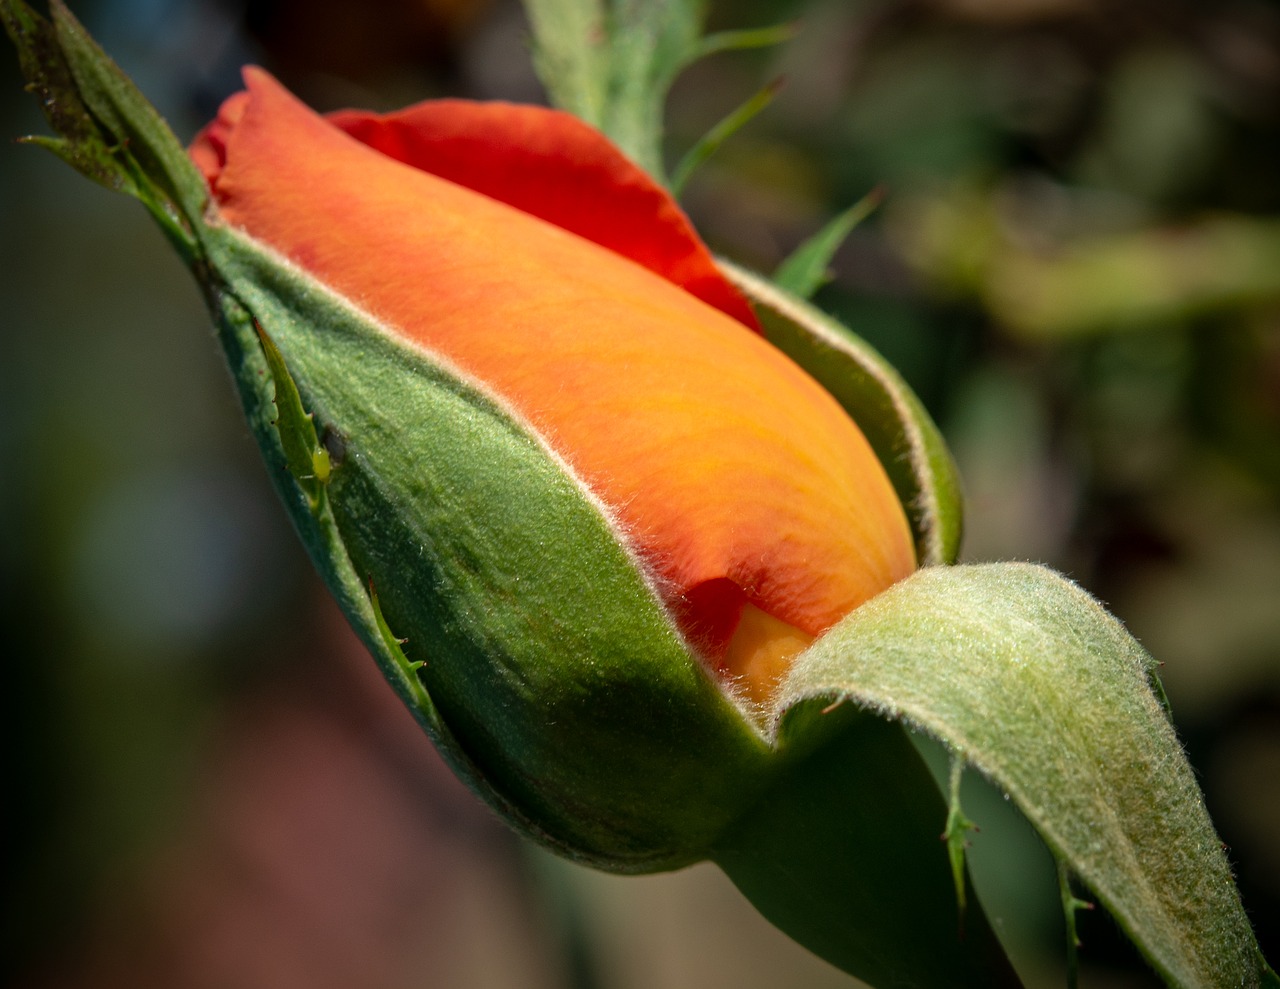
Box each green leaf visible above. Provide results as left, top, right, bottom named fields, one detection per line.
left=773, top=186, right=885, bottom=299
left=1, top=0, right=135, bottom=193
left=722, top=260, right=964, bottom=566
left=693, top=21, right=797, bottom=61
left=2, top=0, right=206, bottom=256
left=49, top=0, right=207, bottom=238
left=525, top=3, right=795, bottom=189
left=780, top=563, right=1271, bottom=988
left=670, top=77, right=781, bottom=196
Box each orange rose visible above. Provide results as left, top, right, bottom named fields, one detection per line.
left=191, top=68, right=915, bottom=708
left=11, top=12, right=1270, bottom=982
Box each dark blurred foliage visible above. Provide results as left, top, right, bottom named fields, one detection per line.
left=2, top=0, right=1277, bottom=987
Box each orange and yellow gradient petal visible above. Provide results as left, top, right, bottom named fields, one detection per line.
left=192, top=69, right=916, bottom=706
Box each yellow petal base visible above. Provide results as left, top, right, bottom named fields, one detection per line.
left=723, top=604, right=815, bottom=708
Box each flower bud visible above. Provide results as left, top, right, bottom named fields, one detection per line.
left=186, top=69, right=919, bottom=865
left=10, top=10, right=1270, bottom=984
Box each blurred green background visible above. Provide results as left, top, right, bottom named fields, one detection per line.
left=3, top=0, right=1277, bottom=986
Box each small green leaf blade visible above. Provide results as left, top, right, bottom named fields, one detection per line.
left=723, top=260, right=963, bottom=566
left=693, top=21, right=796, bottom=61
left=780, top=562, right=1270, bottom=988
left=670, top=78, right=781, bottom=196
left=1, top=0, right=134, bottom=192
left=49, top=0, right=207, bottom=233
left=773, top=187, right=885, bottom=300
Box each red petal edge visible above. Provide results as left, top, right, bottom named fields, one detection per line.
left=326, top=101, right=760, bottom=331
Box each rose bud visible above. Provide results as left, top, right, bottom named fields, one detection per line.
left=9, top=7, right=1273, bottom=983
left=186, top=68, right=927, bottom=865
left=169, top=65, right=1018, bottom=984
left=5, top=9, right=1016, bottom=980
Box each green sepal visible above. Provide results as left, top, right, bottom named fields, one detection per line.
left=722, top=261, right=964, bottom=565
left=777, top=562, right=1271, bottom=988
left=200, top=227, right=776, bottom=870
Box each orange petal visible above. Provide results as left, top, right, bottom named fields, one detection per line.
left=326, top=101, right=759, bottom=330
left=196, top=68, right=916, bottom=691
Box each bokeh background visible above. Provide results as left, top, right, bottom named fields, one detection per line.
left=3, top=0, right=1278, bottom=986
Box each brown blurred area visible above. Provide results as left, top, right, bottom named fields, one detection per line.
left=2, top=0, right=1278, bottom=987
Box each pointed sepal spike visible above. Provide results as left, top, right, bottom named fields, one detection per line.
left=370, top=583, right=421, bottom=673
left=942, top=752, right=979, bottom=934
left=1057, top=858, right=1095, bottom=989
left=255, top=321, right=331, bottom=513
